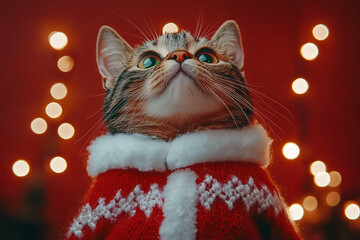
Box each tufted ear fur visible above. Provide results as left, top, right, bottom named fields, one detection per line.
left=211, top=20, right=244, bottom=69
left=96, top=26, right=134, bottom=89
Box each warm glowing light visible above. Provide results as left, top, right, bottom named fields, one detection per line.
left=282, top=142, right=300, bottom=160
left=314, top=172, right=331, bottom=187
left=292, top=78, right=309, bottom=94
left=162, top=22, right=179, bottom=34
left=326, top=191, right=341, bottom=207
left=58, top=123, right=75, bottom=139
left=303, top=196, right=318, bottom=211
left=49, top=31, right=68, bottom=50
left=50, top=83, right=68, bottom=100
left=50, top=156, right=67, bottom=173
left=31, top=117, right=47, bottom=134
left=300, top=43, right=319, bottom=60
left=12, top=160, right=30, bottom=177
left=45, top=102, right=62, bottom=118
left=57, top=56, right=74, bottom=72
left=289, top=203, right=304, bottom=221
left=310, top=160, right=326, bottom=175
left=344, top=203, right=360, bottom=220
left=329, top=171, right=342, bottom=187
left=312, top=24, right=329, bottom=41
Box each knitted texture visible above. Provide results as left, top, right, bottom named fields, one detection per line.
left=66, top=163, right=301, bottom=240
left=65, top=125, right=302, bottom=239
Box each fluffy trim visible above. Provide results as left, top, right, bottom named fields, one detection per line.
left=87, top=124, right=272, bottom=177
left=167, top=124, right=272, bottom=170
left=87, top=133, right=169, bottom=177
left=159, top=169, right=198, bottom=240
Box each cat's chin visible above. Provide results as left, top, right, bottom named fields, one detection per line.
left=144, top=71, right=222, bottom=120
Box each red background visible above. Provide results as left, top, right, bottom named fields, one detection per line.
left=0, top=0, right=359, bottom=239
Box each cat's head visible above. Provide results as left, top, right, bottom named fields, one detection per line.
left=96, top=20, right=253, bottom=140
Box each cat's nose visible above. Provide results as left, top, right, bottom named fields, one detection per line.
left=168, top=50, right=193, bottom=63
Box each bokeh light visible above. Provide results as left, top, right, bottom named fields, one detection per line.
left=289, top=203, right=304, bottom=221
left=314, top=172, right=331, bottom=187
left=57, top=56, right=74, bottom=72
left=329, top=171, right=342, bottom=187
left=58, top=123, right=75, bottom=139
left=292, top=78, right=309, bottom=94
left=162, top=22, right=179, bottom=34
left=310, top=160, right=326, bottom=175
left=12, top=160, right=30, bottom=177
left=49, top=31, right=68, bottom=50
left=45, top=102, right=62, bottom=118
left=31, top=117, right=48, bottom=134
left=50, top=156, right=67, bottom=173
left=303, top=196, right=318, bottom=211
left=312, top=24, right=329, bottom=41
left=300, top=43, right=319, bottom=60
left=282, top=142, right=300, bottom=160
left=50, top=83, right=68, bottom=100
left=326, top=191, right=341, bottom=207
left=344, top=203, right=360, bottom=220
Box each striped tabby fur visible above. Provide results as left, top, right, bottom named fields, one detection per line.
left=97, top=20, right=253, bottom=140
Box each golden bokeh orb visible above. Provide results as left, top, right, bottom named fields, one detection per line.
left=344, top=203, right=360, bottom=220
left=12, top=160, right=30, bottom=177
left=58, top=123, right=75, bottom=140
left=314, top=171, right=331, bottom=187
left=50, top=156, right=67, bottom=173
left=57, top=56, right=74, bottom=72
left=49, top=31, right=68, bottom=50
left=50, top=83, right=68, bottom=100
left=282, top=142, right=300, bottom=160
left=292, top=78, right=309, bottom=95
left=45, top=102, right=62, bottom=118
left=312, top=24, right=329, bottom=41
left=162, top=22, right=179, bottom=34
left=310, top=160, right=326, bottom=175
left=329, top=171, right=342, bottom=187
left=303, top=196, right=318, bottom=211
left=31, top=117, right=48, bottom=134
left=289, top=203, right=304, bottom=221
left=300, top=43, right=319, bottom=61
left=326, top=191, right=341, bottom=207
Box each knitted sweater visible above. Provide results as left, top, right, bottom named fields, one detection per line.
left=66, top=124, right=302, bottom=240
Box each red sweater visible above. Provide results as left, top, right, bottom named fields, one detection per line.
left=66, top=124, right=302, bottom=240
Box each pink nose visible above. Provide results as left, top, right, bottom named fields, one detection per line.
left=168, top=50, right=193, bottom=63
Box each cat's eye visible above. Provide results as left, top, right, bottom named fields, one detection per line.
left=138, top=55, right=160, bottom=69
left=196, top=50, right=218, bottom=64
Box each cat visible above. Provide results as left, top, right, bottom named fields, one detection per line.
left=65, top=20, right=302, bottom=240
left=97, top=20, right=253, bottom=140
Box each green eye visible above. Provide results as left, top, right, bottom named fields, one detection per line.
left=139, top=55, right=160, bottom=68
left=197, top=52, right=218, bottom=63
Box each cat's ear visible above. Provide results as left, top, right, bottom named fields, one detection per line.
left=211, top=20, right=244, bottom=69
left=96, top=26, right=133, bottom=89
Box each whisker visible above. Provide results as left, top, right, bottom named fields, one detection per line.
left=108, top=9, right=151, bottom=42
left=84, top=92, right=107, bottom=98
left=200, top=22, right=217, bottom=39
left=195, top=6, right=205, bottom=39
left=146, top=9, right=159, bottom=39
left=86, top=107, right=104, bottom=121
left=203, top=84, right=238, bottom=128
left=212, top=74, right=293, bottom=123
left=138, top=7, right=157, bottom=40
left=213, top=83, right=251, bottom=125
left=117, top=31, right=148, bottom=41
left=76, top=115, right=106, bottom=151
left=213, top=73, right=264, bottom=88
left=202, top=31, right=217, bottom=40
left=213, top=80, right=285, bottom=138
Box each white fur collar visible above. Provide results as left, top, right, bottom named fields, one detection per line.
left=87, top=124, right=273, bottom=177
